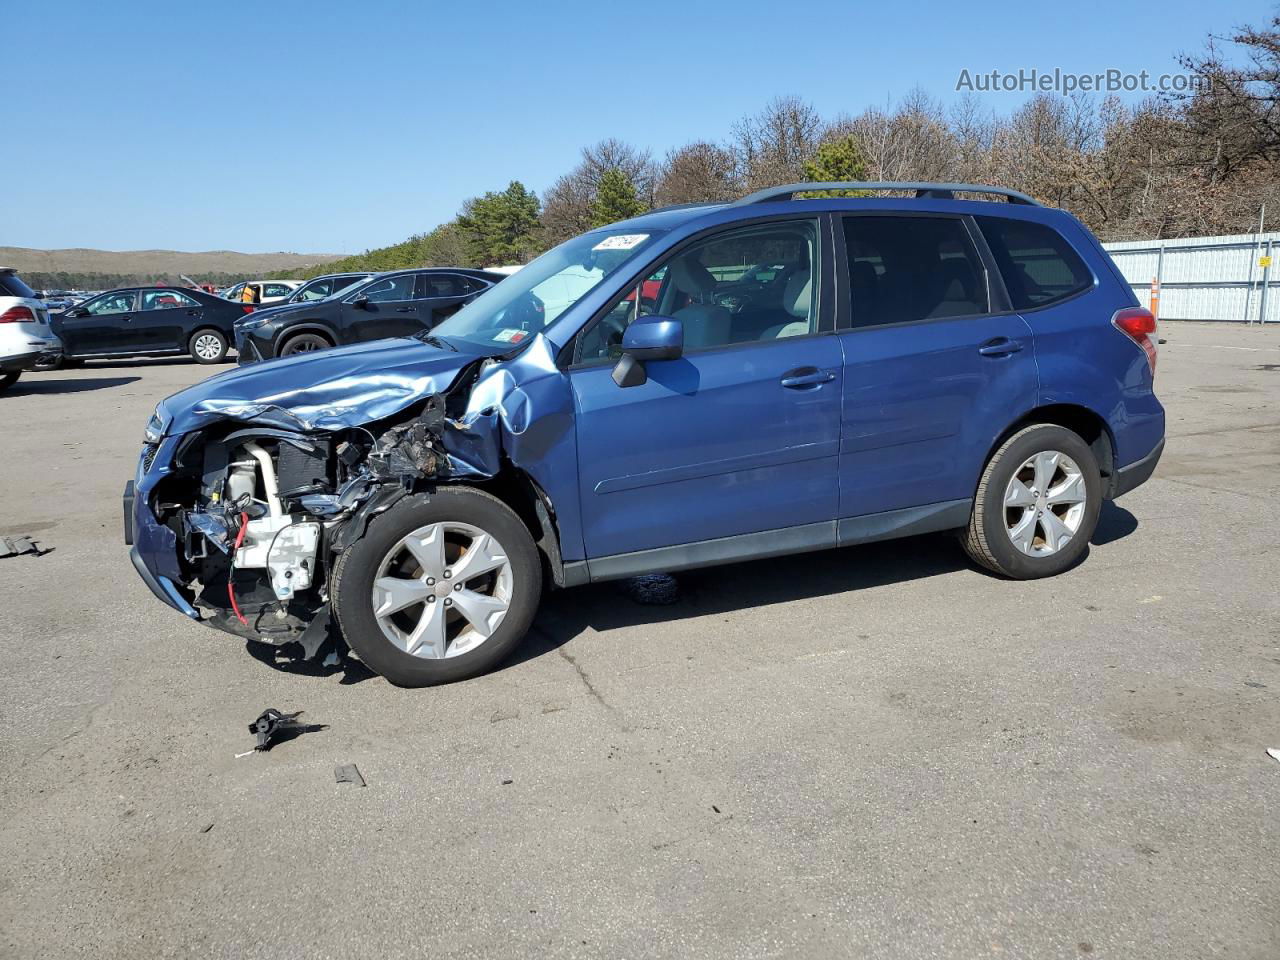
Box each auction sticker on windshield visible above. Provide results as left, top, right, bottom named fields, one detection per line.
left=593, top=234, right=649, bottom=251
left=492, top=329, right=527, bottom=343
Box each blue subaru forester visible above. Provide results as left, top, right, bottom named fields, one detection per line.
left=125, top=182, right=1164, bottom=686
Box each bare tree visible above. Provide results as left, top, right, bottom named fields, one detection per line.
left=540, top=139, right=656, bottom=246
left=731, top=95, right=824, bottom=190
left=655, top=141, right=740, bottom=205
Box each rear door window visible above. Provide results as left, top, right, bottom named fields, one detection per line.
left=331, top=275, right=363, bottom=294
left=841, top=216, right=988, bottom=328
left=142, top=290, right=199, bottom=310
left=417, top=274, right=466, bottom=299
left=262, top=283, right=295, bottom=299
left=976, top=217, right=1094, bottom=309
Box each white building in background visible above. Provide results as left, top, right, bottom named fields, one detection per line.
left=1103, top=232, right=1280, bottom=323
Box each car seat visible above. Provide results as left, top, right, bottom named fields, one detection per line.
left=760, top=269, right=813, bottom=339
left=669, top=256, right=731, bottom=349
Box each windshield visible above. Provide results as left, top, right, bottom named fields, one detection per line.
left=431, top=229, right=665, bottom=349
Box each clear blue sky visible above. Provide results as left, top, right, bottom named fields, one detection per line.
left=4, top=0, right=1268, bottom=254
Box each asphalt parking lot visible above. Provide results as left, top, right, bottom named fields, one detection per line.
left=1, top=324, right=1278, bottom=959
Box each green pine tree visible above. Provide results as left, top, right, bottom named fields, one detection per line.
left=455, top=181, right=542, bottom=266
left=589, top=168, right=646, bottom=227
left=800, top=136, right=871, bottom=197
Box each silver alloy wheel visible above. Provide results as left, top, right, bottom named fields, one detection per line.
left=193, top=333, right=223, bottom=360
left=1003, top=449, right=1088, bottom=557
left=371, top=521, right=513, bottom=659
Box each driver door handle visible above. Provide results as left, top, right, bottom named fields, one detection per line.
left=978, top=337, right=1023, bottom=357
left=780, top=366, right=836, bottom=388
left=395, top=307, right=417, bottom=313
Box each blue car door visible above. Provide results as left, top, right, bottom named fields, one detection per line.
left=568, top=217, right=844, bottom=562
left=835, top=213, right=1039, bottom=528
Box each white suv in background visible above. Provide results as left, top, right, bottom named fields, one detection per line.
left=220, top=280, right=302, bottom=305
left=0, top=268, right=61, bottom=393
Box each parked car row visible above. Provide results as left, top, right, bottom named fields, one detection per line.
left=0, top=266, right=514, bottom=377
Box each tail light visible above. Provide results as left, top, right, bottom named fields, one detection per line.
left=1112, top=307, right=1157, bottom=374
left=0, top=306, right=37, bottom=323
left=242, top=305, right=255, bottom=314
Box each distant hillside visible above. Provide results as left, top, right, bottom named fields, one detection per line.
left=0, top=246, right=347, bottom=289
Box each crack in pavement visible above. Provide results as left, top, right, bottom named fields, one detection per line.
left=556, top=646, right=615, bottom=714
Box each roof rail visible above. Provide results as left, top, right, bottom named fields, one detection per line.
left=733, top=181, right=1042, bottom=207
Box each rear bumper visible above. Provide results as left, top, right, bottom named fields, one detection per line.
left=1112, top=437, right=1164, bottom=499
left=0, top=344, right=60, bottom=373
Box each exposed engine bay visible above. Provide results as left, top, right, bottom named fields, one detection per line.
left=135, top=336, right=570, bottom=658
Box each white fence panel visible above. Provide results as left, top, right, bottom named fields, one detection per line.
left=1102, top=233, right=1280, bottom=323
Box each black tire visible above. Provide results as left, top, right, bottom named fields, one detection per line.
left=60, top=357, right=85, bottom=369
left=962, top=423, right=1102, bottom=579
left=332, top=488, right=543, bottom=687
left=189, top=328, right=228, bottom=364
left=279, top=332, right=333, bottom=357
left=0, top=372, right=19, bottom=393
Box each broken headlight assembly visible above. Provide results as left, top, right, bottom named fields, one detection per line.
left=143, top=407, right=165, bottom=445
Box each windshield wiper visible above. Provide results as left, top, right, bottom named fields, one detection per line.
left=416, top=333, right=457, bottom=351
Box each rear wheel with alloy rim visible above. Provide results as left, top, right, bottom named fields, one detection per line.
left=280, top=333, right=332, bottom=356
left=189, top=329, right=228, bottom=364
left=962, top=423, right=1101, bottom=579
left=333, top=488, right=542, bottom=686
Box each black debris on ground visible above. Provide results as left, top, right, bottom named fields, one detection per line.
left=621, top=573, right=680, bottom=605
left=247, top=708, right=328, bottom=752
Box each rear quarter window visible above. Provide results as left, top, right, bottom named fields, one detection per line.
left=0, top=273, right=38, bottom=299
left=976, top=217, right=1094, bottom=310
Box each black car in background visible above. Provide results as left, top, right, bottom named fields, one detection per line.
left=234, top=268, right=506, bottom=363
left=52, top=286, right=249, bottom=365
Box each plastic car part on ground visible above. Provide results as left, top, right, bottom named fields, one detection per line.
left=0, top=536, right=48, bottom=558
left=334, top=763, right=366, bottom=787
left=244, top=708, right=327, bottom=753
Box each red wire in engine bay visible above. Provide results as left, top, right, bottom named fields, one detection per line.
left=228, top=511, right=249, bottom=625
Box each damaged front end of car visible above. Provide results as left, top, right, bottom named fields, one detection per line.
left=126, top=334, right=571, bottom=659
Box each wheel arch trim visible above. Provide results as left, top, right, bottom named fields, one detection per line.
left=981, top=403, right=1118, bottom=498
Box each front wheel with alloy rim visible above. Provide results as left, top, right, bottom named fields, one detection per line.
left=962, top=423, right=1102, bottom=579
left=189, top=329, right=228, bottom=364
left=280, top=333, right=332, bottom=357
left=332, top=488, right=542, bottom=687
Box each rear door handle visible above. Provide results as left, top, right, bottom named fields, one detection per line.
left=780, top=367, right=836, bottom=388
left=395, top=307, right=417, bottom=313
left=978, top=337, right=1023, bottom=357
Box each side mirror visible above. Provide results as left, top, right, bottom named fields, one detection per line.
left=612, top=315, right=682, bottom=387
left=67, top=306, right=87, bottom=318
left=352, top=295, right=370, bottom=309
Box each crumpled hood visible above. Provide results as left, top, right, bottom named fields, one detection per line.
left=156, top=336, right=478, bottom=436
